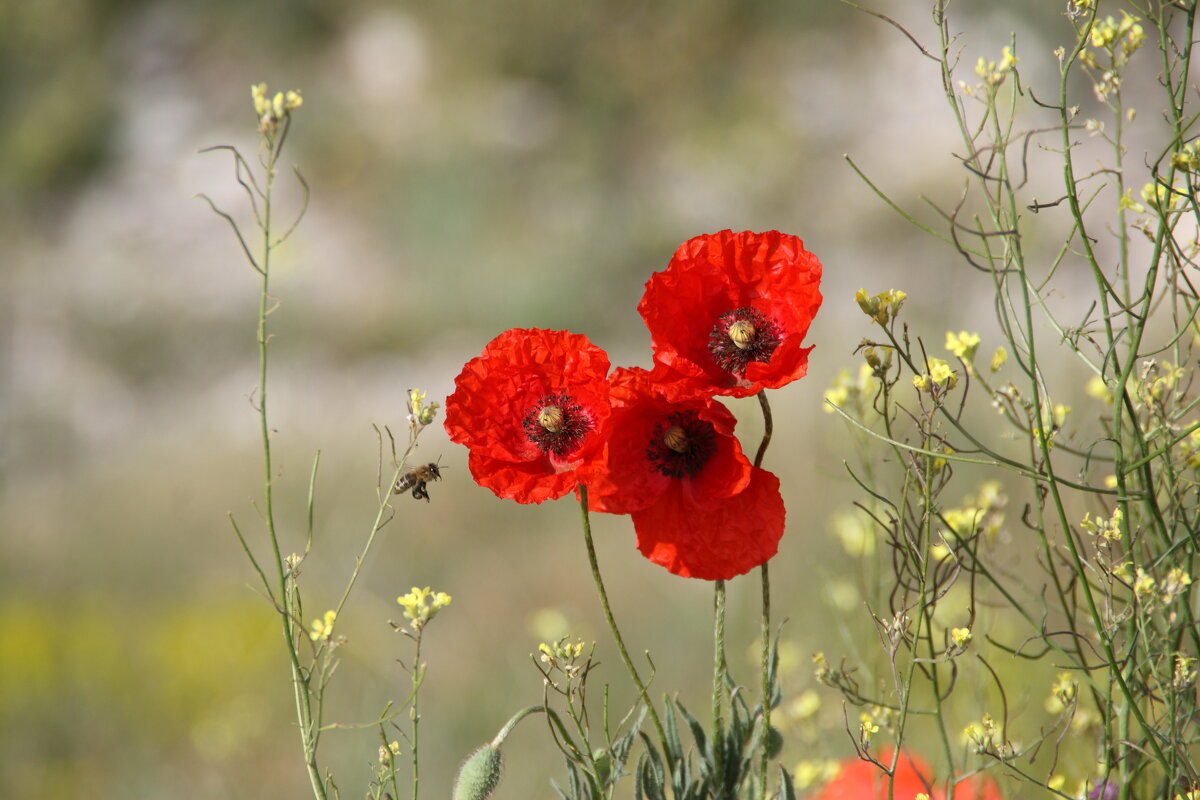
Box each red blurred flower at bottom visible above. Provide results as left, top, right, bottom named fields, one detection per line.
left=811, top=751, right=1001, bottom=800
left=587, top=367, right=785, bottom=580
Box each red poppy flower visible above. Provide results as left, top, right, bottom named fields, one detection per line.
left=587, top=367, right=785, bottom=580
left=444, top=328, right=611, bottom=504
left=639, top=230, right=823, bottom=399
left=812, top=751, right=1002, bottom=800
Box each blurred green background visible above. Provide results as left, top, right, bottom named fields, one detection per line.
left=0, top=1, right=1103, bottom=797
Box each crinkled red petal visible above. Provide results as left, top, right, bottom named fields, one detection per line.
left=587, top=367, right=749, bottom=515
left=639, top=230, right=822, bottom=397
left=630, top=467, right=784, bottom=580
left=468, top=451, right=586, bottom=504
left=444, top=328, right=611, bottom=503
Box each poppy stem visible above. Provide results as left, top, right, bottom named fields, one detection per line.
left=758, top=562, right=771, bottom=800
left=575, top=486, right=671, bottom=765
left=712, top=579, right=728, bottom=792
left=755, top=390, right=773, bottom=800
left=754, top=391, right=774, bottom=468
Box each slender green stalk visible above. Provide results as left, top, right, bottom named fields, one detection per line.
left=411, top=633, right=422, bottom=800
left=712, top=579, right=727, bottom=794
left=758, top=562, right=771, bottom=800
left=253, top=122, right=327, bottom=800
left=754, top=390, right=774, bottom=800
left=575, top=487, right=670, bottom=759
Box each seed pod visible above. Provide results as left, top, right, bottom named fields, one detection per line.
left=452, top=743, right=503, bottom=800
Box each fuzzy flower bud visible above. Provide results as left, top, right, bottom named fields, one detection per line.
left=453, top=744, right=503, bottom=800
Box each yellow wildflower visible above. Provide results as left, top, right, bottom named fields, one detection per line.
left=1161, top=568, right=1192, bottom=604
left=859, top=712, right=879, bottom=745
left=990, top=346, right=1007, bottom=372
left=309, top=610, right=337, bottom=642
left=946, top=330, right=981, bottom=361
left=1133, top=568, right=1157, bottom=603
left=929, top=358, right=957, bottom=387
left=855, top=288, right=906, bottom=325
left=950, top=627, right=972, bottom=651
left=1045, top=672, right=1077, bottom=713
left=396, top=586, right=452, bottom=630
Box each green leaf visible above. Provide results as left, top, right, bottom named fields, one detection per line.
left=778, top=765, right=796, bottom=800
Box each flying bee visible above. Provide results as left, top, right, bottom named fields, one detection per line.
left=394, top=459, right=444, bottom=502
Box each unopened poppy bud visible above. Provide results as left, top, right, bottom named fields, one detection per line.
left=766, top=725, right=784, bottom=759
left=727, top=319, right=756, bottom=349
left=663, top=425, right=689, bottom=453
left=592, top=749, right=613, bottom=784
left=452, top=744, right=503, bottom=800
left=538, top=405, right=564, bottom=433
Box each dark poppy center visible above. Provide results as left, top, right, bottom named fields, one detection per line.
left=523, top=393, right=593, bottom=457
left=646, top=411, right=716, bottom=478
left=708, top=307, right=781, bottom=374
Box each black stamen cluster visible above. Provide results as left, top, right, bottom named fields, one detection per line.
left=707, top=307, right=781, bottom=374
left=646, top=411, right=716, bottom=478
left=522, top=393, right=593, bottom=457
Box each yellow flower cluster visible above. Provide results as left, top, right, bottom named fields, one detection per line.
left=1081, top=505, right=1123, bottom=542
left=855, top=288, right=907, bottom=326
left=396, top=586, right=452, bottom=631
left=1133, top=567, right=1158, bottom=603
left=962, top=714, right=998, bottom=753
left=1161, top=568, right=1193, bottom=604
left=913, top=357, right=958, bottom=393
left=812, top=651, right=833, bottom=684
left=309, top=609, right=337, bottom=641
left=1140, top=360, right=1186, bottom=402
left=858, top=711, right=879, bottom=746
left=1087, top=11, right=1145, bottom=55
left=975, top=46, right=1019, bottom=87
left=931, top=481, right=1006, bottom=561
left=1045, top=672, right=1078, bottom=714
left=1174, top=654, right=1197, bottom=691
left=538, top=636, right=587, bottom=674
left=945, top=330, right=981, bottom=361
left=1172, top=141, right=1200, bottom=172
left=950, top=627, right=972, bottom=648
left=989, top=346, right=1007, bottom=372
left=251, top=82, right=303, bottom=134
left=378, top=740, right=402, bottom=762
left=1139, top=181, right=1179, bottom=213
left=407, top=388, right=441, bottom=429
left=823, top=363, right=878, bottom=415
